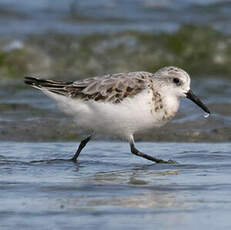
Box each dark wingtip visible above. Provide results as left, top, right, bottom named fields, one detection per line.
left=24, top=77, right=40, bottom=86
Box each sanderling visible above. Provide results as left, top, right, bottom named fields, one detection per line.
left=25, top=66, right=210, bottom=163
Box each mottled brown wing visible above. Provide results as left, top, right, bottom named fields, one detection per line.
left=66, top=72, right=154, bottom=103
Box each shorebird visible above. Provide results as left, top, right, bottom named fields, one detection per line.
left=25, top=66, right=210, bottom=163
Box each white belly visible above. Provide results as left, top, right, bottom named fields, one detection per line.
left=45, top=89, right=168, bottom=139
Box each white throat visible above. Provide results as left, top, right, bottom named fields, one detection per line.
left=161, top=88, right=181, bottom=117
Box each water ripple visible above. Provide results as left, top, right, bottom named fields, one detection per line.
left=0, top=142, right=231, bottom=230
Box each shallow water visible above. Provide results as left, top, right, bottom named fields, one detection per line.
left=1, top=0, right=231, bottom=36
left=0, top=141, right=231, bottom=230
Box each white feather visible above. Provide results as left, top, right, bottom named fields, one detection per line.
left=42, top=88, right=174, bottom=140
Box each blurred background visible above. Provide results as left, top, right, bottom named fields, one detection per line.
left=0, top=0, right=231, bottom=142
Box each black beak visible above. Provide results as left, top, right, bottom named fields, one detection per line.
left=186, top=89, right=210, bottom=114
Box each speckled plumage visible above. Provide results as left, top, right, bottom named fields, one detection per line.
left=24, top=66, right=210, bottom=163
left=34, top=71, right=154, bottom=103
left=25, top=67, right=191, bottom=136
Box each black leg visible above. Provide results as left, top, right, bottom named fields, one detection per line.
left=71, top=136, right=91, bottom=162
left=129, top=137, right=176, bottom=164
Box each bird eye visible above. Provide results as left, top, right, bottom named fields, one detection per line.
left=173, top=78, right=180, bottom=85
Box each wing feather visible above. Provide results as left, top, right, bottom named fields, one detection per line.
left=25, top=72, right=154, bottom=104
left=67, top=72, right=154, bottom=103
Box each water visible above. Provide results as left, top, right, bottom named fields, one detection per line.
left=203, top=112, right=210, bottom=118
left=1, top=0, right=231, bottom=36
left=0, top=141, right=231, bottom=230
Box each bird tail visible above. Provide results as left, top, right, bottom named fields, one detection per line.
left=24, top=77, right=73, bottom=96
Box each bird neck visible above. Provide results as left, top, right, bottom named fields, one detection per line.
left=161, top=89, right=180, bottom=117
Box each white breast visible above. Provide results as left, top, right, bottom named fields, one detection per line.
left=43, top=89, right=173, bottom=139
